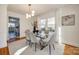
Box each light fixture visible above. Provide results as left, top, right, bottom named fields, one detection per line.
left=26, top=4, right=35, bottom=19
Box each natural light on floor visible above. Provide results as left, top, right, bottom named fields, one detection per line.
left=14, top=45, right=29, bottom=55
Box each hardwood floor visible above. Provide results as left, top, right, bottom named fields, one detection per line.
left=0, top=46, right=9, bottom=55
left=64, top=44, right=79, bottom=55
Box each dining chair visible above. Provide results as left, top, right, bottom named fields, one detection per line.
left=30, top=32, right=41, bottom=52
left=25, top=30, right=40, bottom=52
left=42, top=32, right=55, bottom=55
left=25, top=30, right=31, bottom=45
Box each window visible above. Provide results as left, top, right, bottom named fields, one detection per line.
left=8, top=23, right=15, bottom=27
left=40, top=19, right=46, bottom=29
left=39, top=17, right=55, bottom=31
left=48, top=17, right=55, bottom=30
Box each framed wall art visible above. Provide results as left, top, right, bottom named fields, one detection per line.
left=62, top=14, right=75, bottom=26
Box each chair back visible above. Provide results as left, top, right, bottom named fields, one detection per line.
left=48, top=32, right=55, bottom=44
left=25, top=30, right=31, bottom=40
left=29, top=32, right=40, bottom=43
left=43, top=32, right=55, bottom=44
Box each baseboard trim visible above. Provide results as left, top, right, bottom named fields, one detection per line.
left=16, top=36, right=26, bottom=40
left=7, top=36, right=26, bottom=43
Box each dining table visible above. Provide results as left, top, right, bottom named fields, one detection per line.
left=34, top=31, right=52, bottom=50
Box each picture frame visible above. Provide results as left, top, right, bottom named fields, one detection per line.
left=62, top=14, right=75, bottom=26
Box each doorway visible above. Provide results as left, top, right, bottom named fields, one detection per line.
left=8, top=16, right=20, bottom=42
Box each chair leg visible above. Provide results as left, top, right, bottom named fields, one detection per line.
left=28, top=40, right=31, bottom=46
left=49, top=44, right=51, bottom=55
left=52, top=44, right=55, bottom=50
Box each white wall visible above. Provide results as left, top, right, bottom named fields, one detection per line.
left=0, top=5, right=8, bottom=48
left=39, top=11, right=56, bottom=19
left=56, top=5, right=79, bottom=47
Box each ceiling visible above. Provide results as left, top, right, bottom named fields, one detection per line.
left=7, top=4, right=78, bottom=16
